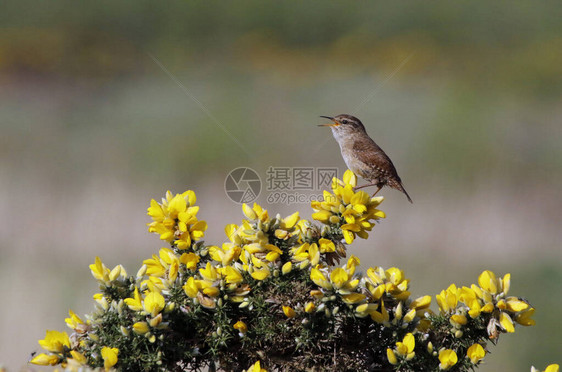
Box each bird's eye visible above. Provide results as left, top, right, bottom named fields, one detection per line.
left=341, top=119, right=348, bottom=124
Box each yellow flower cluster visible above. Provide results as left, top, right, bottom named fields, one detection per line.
left=30, top=330, right=70, bottom=366
left=29, top=178, right=543, bottom=371
left=222, top=203, right=300, bottom=281
left=355, top=266, right=430, bottom=328
left=147, top=190, right=207, bottom=249
left=436, top=270, right=535, bottom=339
left=387, top=333, right=415, bottom=365
left=307, top=255, right=432, bottom=336
left=435, top=345, right=484, bottom=371
left=30, top=329, right=101, bottom=370
left=179, top=202, right=305, bottom=310
left=125, top=287, right=169, bottom=339
left=310, top=255, right=364, bottom=304
left=311, top=170, right=385, bottom=244
left=89, top=256, right=127, bottom=285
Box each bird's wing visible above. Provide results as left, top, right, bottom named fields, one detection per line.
left=352, top=138, right=401, bottom=181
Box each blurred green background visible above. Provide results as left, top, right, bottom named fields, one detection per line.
left=1, top=1, right=561, bottom=370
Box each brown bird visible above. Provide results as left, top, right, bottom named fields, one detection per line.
left=319, top=114, right=413, bottom=203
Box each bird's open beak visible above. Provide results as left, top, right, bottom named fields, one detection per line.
left=318, top=116, right=338, bottom=127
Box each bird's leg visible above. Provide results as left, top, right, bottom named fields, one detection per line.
left=372, top=186, right=382, bottom=197
left=353, top=183, right=378, bottom=191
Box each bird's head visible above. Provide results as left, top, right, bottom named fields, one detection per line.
left=319, top=114, right=366, bottom=142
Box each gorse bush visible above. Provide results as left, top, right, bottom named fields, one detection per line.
left=31, top=170, right=547, bottom=371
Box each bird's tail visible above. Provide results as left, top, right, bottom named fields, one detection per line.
left=402, top=187, right=413, bottom=204
left=392, top=181, right=413, bottom=203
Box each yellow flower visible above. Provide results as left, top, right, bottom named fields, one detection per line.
left=280, top=211, right=299, bottom=229
left=291, top=242, right=320, bottom=267
left=108, top=264, right=126, bottom=281
left=466, top=343, right=485, bottom=364
left=396, top=333, right=415, bottom=358
left=132, top=321, right=149, bottom=334
left=246, top=360, right=267, bottom=372
left=65, top=310, right=87, bottom=332
left=515, top=307, right=536, bottom=326
left=478, top=270, right=511, bottom=295
left=183, top=277, right=200, bottom=298
left=93, top=293, right=109, bottom=310
left=436, top=284, right=460, bottom=313
left=210, top=244, right=241, bottom=266
left=201, top=282, right=220, bottom=298
left=183, top=275, right=219, bottom=309
left=242, top=203, right=269, bottom=222
left=311, top=209, right=332, bottom=224
left=181, top=252, right=200, bottom=271
left=365, top=266, right=410, bottom=301
left=147, top=218, right=175, bottom=242
left=283, top=305, right=296, bottom=318
left=176, top=220, right=208, bottom=249
left=168, top=260, right=179, bottom=282
left=69, top=350, right=87, bottom=365
left=533, top=366, right=560, bottom=372
left=499, top=312, right=515, bottom=333
left=149, top=313, right=163, bottom=327
left=506, top=297, right=530, bottom=312
left=38, top=330, right=70, bottom=353
left=346, top=255, right=360, bottom=275
left=341, top=293, right=366, bottom=304
left=200, top=262, right=219, bottom=281
left=311, top=170, right=385, bottom=244
left=124, top=287, right=143, bottom=312
left=305, top=302, right=316, bottom=313
left=403, top=308, right=417, bottom=323
left=386, top=348, right=398, bottom=365
left=29, top=353, right=60, bottom=366
left=342, top=169, right=357, bottom=187
left=89, top=256, right=110, bottom=283
left=143, top=291, right=165, bottom=317
left=386, top=333, right=415, bottom=364
left=233, top=320, right=248, bottom=334
left=331, top=268, right=349, bottom=288
left=168, top=193, right=188, bottom=218
left=101, top=346, right=119, bottom=370
left=282, top=261, right=292, bottom=275
left=250, top=264, right=271, bottom=281
left=242, top=203, right=257, bottom=220
left=310, top=258, right=363, bottom=302
left=318, top=238, right=336, bottom=253
left=144, top=248, right=177, bottom=279
left=369, top=301, right=390, bottom=324
left=220, top=265, right=243, bottom=284
left=438, top=349, right=458, bottom=370
left=459, top=286, right=482, bottom=318
left=409, top=295, right=432, bottom=310
left=354, top=303, right=376, bottom=317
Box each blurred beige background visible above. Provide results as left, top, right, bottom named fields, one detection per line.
left=1, top=1, right=561, bottom=370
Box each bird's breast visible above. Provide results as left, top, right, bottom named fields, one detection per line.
left=339, top=147, right=370, bottom=178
